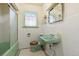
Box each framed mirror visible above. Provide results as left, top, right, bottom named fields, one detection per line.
left=48, top=3, right=64, bottom=24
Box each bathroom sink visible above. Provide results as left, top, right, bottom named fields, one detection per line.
left=39, top=34, right=60, bottom=44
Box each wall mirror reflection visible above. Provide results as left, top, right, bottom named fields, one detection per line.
left=48, top=3, right=64, bottom=24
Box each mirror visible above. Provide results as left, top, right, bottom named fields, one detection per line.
left=48, top=3, right=64, bottom=24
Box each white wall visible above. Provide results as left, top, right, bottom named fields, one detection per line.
left=43, top=3, right=79, bottom=56
left=16, top=3, right=44, bottom=49
left=62, top=3, right=79, bottom=56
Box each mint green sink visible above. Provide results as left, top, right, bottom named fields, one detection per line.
left=40, top=34, right=60, bottom=44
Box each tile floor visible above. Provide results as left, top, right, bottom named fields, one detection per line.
left=19, top=49, right=46, bottom=56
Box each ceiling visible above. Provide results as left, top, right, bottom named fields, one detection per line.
left=24, top=3, right=44, bottom=6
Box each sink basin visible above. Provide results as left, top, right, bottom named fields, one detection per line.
left=39, top=34, right=60, bottom=44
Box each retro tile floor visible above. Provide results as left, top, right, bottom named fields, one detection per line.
left=19, top=49, right=45, bottom=56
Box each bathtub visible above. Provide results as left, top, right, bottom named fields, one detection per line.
left=0, top=42, right=10, bottom=55
left=2, top=41, right=19, bottom=56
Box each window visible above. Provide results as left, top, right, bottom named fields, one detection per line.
left=48, top=14, right=56, bottom=24
left=25, top=12, right=37, bottom=27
